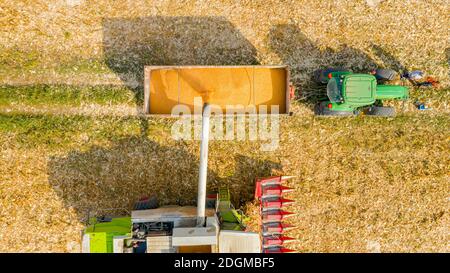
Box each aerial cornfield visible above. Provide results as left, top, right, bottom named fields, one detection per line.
left=0, top=0, right=448, bottom=252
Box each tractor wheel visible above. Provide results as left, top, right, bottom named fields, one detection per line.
left=364, top=106, right=396, bottom=117
left=314, top=103, right=355, bottom=116
left=374, top=69, right=397, bottom=81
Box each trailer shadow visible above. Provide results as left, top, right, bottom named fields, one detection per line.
left=103, top=16, right=259, bottom=112
left=47, top=137, right=279, bottom=222
left=267, top=24, right=406, bottom=106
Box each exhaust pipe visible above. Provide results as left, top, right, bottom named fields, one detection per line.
left=197, top=103, right=211, bottom=226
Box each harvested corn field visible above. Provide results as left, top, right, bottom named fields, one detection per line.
left=0, top=0, right=449, bottom=253
left=0, top=105, right=449, bottom=252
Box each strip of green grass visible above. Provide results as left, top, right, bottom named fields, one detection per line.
left=1, top=111, right=448, bottom=151
left=0, top=113, right=144, bottom=149
left=0, top=85, right=136, bottom=107
left=0, top=85, right=448, bottom=113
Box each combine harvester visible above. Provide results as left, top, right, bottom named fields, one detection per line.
left=81, top=66, right=296, bottom=253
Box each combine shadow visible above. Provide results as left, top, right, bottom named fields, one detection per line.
left=47, top=137, right=279, bottom=222
left=268, top=24, right=406, bottom=105
left=103, top=16, right=259, bottom=110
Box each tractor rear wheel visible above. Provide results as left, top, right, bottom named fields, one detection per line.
left=374, top=69, right=398, bottom=81
left=364, top=106, right=396, bottom=117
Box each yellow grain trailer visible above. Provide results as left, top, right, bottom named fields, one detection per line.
left=144, top=65, right=291, bottom=114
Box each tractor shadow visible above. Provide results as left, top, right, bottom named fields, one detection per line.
left=371, top=44, right=407, bottom=72
left=102, top=16, right=259, bottom=115
left=267, top=24, right=406, bottom=107
left=47, top=137, right=279, bottom=222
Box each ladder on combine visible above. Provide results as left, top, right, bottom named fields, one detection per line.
left=254, top=176, right=296, bottom=253
left=217, top=186, right=247, bottom=231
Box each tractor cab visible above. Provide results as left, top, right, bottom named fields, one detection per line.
left=327, top=73, right=377, bottom=107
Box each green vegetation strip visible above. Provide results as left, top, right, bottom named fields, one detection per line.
left=0, top=113, right=141, bottom=149
left=0, top=85, right=136, bottom=107
left=0, top=112, right=448, bottom=150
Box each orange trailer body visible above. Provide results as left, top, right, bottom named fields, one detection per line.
left=144, top=65, right=290, bottom=115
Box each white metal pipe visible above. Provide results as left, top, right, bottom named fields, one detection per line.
left=196, top=103, right=211, bottom=226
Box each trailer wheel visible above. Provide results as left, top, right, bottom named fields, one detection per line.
left=365, top=106, right=396, bottom=117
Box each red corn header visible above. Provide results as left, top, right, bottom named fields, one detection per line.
left=254, top=176, right=297, bottom=253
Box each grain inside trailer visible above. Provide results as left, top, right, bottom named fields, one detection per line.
left=144, top=66, right=290, bottom=114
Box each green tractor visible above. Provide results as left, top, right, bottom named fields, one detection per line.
left=314, top=69, right=409, bottom=117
